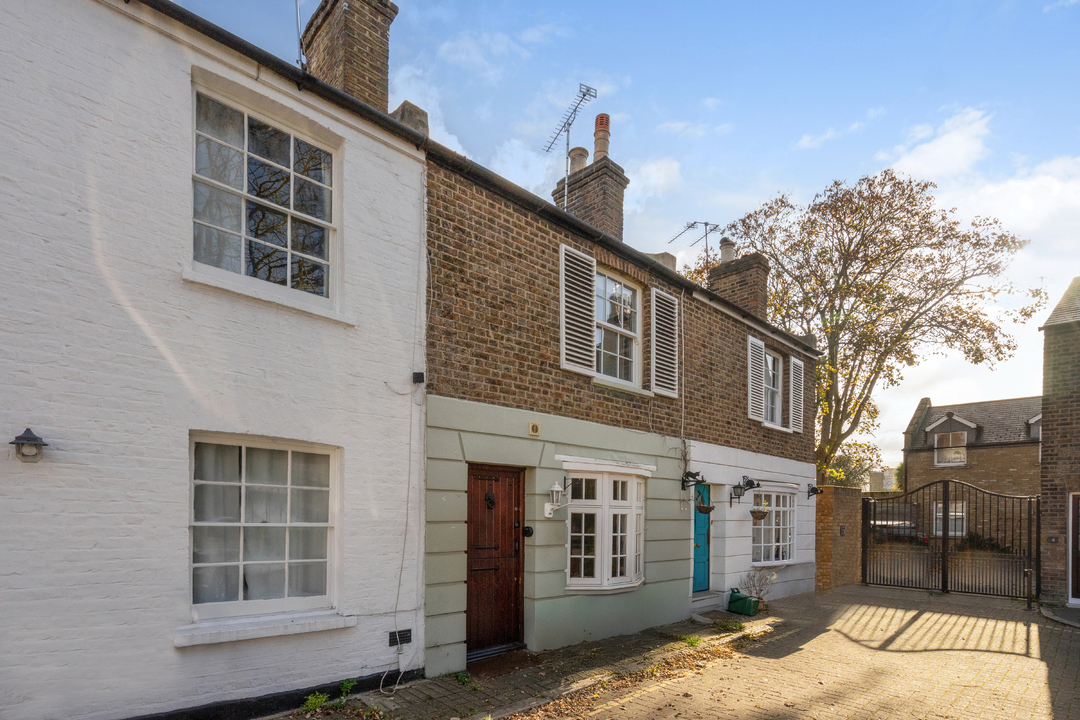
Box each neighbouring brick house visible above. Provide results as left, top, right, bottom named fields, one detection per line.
left=901, top=396, right=1042, bottom=496
left=1, top=1, right=434, bottom=718
left=303, top=0, right=820, bottom=676
left=1039, top=277, right=1080, bottom=605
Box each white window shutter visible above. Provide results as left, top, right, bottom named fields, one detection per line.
left=560, top=245, right=596, bottom=374
left=651, top=289, right=679, bottom=397
left=789, top=357, right=805, bottom=433
left=747, top=336, right=766, bottom=421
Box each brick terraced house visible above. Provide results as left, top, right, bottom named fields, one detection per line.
left=901, top=396, right=1043, bottom=496
left=302, top=0, right=821, bottom=676
left=1039, top=277, right=1080, bottom=605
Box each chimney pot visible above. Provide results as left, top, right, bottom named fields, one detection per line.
left=594, top=113, right=610, bottom=161
left=569, top=146, right=589, bottom=174
left=720, top=236, right=736, bottom=264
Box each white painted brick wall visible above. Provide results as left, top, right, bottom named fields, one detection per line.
left=0, top=1, right=427, bottom=718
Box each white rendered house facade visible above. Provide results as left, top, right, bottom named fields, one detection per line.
left=0, top=1, right=427, bottom=718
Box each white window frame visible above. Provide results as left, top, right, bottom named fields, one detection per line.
left=593, top=270, right=643, bottom=387
left=190, top=87, right=339, bottom=309
left=934, top=431, right=968, bottom=466
left=751, top=490, right=796, bottom=565
left=763, top=350, right=783, bottom=427
left=932, top=500, right=967, bottom=538
left=189, top=432, right=338, bottom=621
left=556, top=457, right=652, bottom=593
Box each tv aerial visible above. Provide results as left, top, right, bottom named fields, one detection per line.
left=544, top=83, right=597, bottom=210
left=669, top=221, right=723, bottom=274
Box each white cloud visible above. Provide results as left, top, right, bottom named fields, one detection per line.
left=887, top=108, right=992, bottom=179
left=624, top=157, right=682, bottom=213
left=657, top=121, right=733, bottom=140
left=796, top=128, right=839, bottom=149
left=518, top=23, right=568, bottom=44
left=488, top=139, right=563, bottom=197
left=437, top=31, right=529, bottom=83
left=388, top=65, right=466, bottom=154
left=702, top=97, right=723, bottom=109
left=1044, top=0, right=1080, bottom=11
left=866, top=106, right=887, bottom=119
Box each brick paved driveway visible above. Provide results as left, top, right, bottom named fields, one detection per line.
left=587, top=586, right=1080, bottom=720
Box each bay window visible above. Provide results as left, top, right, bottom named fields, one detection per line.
left=566, top=473, right=645, bottom=590
left=751, top=491, right=795, bottom=564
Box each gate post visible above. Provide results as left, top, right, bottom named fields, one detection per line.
left=861, top=498, right=870, bottom=584
left=941, top=481, right=950, bottom=593
left=1036, top=496, right=1042, bottom=599
left=1027, top=497, right=1034, bottom=610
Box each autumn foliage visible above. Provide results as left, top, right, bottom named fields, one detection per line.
left=682, top=169, right=1045, bottom=483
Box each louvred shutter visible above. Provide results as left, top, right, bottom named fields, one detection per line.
left=789, top=357, right=805, bottom=433
left=747, top=336, right=766, bottom=421
left=560, top=245, right=596, bottom=374
left=651, top=289, right=679, bottom=397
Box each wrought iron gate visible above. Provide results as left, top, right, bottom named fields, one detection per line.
left=862, top=481, right=1039, bottom=604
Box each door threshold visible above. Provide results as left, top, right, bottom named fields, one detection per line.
left=467, top=642, right=526, bottom=663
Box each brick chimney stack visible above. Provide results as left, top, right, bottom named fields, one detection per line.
left=552, top=114, right=630, bottom=240
left=707, top=237, right=771, bottom=318
left=302, top=0, right=398, bottom=113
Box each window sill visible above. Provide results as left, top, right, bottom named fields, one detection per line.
left=173, top=609, right=356, bottom=647
left=591, top=376, right=654, bottom=398
left=751, top=561, right=798, bottom=569
left=565, top=577, right=645, bottom=595
left=182, top=265, right=357, bottom=327
left=761, top=421, right=793, bottom=434
left=933, top=464, right=968, bottom=469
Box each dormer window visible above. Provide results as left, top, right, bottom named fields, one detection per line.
left=934, top=432, right=967, bottom=466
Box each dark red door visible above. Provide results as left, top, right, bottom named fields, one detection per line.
left=1072, top=495, right=1080, bottom=600
left=467, top=464, right=524, bottom=655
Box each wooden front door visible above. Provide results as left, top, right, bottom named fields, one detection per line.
left=466, top=464, right=524, bottom=655
left=1072, top=495, right=1080, bottom=600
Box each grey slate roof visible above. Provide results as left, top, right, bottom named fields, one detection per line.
left=1044, top=276, right=1080, bottom=328
left=909, top=396, right=1042, bottom=450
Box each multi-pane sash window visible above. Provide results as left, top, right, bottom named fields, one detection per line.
left=566, top=473, right=645, bottom=589
left=192, top=93, right=333, bottom=297
left=933, top=501, right=966, bottom=537
left=934, top=432, right=967, bottom=465
left=752, top=492, right=795, bottom=563
left=763, top=351, right=782, bottom=426
left=191, top=441, right=331, bottom=616
left=594, top=272, right=639, bottom=383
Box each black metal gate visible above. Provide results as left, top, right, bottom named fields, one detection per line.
left=862, top=481, right=1040, bottom=605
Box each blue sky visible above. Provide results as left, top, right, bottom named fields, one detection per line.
left=179, top=0, right=1080, bottom=466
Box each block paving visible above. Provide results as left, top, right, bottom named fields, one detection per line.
left=330, top=585, right=1080, bottom=720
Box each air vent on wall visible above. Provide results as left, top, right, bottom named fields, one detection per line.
left=389, top=629, right=412, bottom=647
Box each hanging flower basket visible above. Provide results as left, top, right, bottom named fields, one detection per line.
left=749, top=509, right=770, bottom=522
left=695, top=503, right=716, bottom=514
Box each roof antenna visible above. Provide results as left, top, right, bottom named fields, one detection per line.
left=295, top=0, right=308, bottom=72
left=544, top=83, right=597, bottom=212
left=668, top=221, right=723, bottom=275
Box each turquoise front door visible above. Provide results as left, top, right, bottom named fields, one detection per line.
left=693, top=485, right=710, bottom=592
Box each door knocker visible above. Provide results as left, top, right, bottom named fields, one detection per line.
left=485, top=491, right=496, bottom=509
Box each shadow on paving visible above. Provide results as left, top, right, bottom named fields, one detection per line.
left=351, top=612, right=771, bottom=720
left=735, top=585, right=1080, bottom=720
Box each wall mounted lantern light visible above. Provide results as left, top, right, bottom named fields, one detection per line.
left=544, top=476, right=570, bottom=518
left=11, top=428, right=48, bottom=463
left=807, top=484, right=825, bottom=500
left=730, top=475, right=761, bottom=507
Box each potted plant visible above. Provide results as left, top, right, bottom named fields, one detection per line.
left=749, top=508, right=769, bottom=522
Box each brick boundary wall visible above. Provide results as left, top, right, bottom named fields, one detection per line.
left=816, top=486, right=864, bottom=592
left=1040, top=321, right=1080, bottom=603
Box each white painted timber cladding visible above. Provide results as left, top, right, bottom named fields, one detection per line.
left=560, top=244, right=596, bottom=374
left=0, top=2, right=426, bottom=719
left=747, top=336, right=766, bottom=421
left=650, top=289, right=679, bottom=397
left=789, top=357, right=805, bottom=433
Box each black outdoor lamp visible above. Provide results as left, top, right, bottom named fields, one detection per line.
left=730, top=476, right=761, bottom=507
left=11, top=428, right=48, bottom=463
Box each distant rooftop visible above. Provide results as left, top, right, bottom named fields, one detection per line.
left=909, top=396, right=1041, bottom=450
